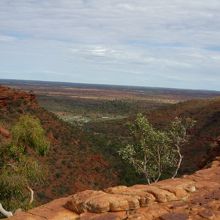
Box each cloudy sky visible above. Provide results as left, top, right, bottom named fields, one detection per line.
left=0, top=0, right=220, bottom=90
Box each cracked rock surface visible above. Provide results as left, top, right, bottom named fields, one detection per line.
left=9, top=157, right=220, bottom=220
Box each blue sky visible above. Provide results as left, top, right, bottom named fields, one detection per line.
left=0, top=0, right=220, bottom=90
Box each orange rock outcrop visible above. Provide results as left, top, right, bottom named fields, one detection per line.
left=9, top=157, right=220, bottom=220
left=0, top=86, right=37, bottom=110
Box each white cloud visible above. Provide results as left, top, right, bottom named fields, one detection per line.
left=0, top=0, right=220, bottom=90
left=0, top=34, right=17, bottom=42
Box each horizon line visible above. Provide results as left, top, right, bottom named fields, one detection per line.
left=0, top=78, right=220, bottom=93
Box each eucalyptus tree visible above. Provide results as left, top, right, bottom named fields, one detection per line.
left=119, top=113, right=195, bottom=184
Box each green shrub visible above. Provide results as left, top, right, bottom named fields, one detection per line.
left=11, top=115, right=50, bottom=155
left=0, top=115, right=50, bottom=214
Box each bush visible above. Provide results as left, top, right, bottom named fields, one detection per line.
left=11, top=115, right=50, bottom=155
left=0, top=115, right=50, bottom=215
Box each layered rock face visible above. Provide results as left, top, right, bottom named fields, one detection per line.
left=9, top=157, right=220, bottom=220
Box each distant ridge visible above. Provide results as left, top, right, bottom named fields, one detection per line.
left=1, top=78, right=220, bottom=93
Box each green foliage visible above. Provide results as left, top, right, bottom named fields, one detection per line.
left=11, top=115, right=50, bottom=156
left=118, top=113, right=195, bottom=183
left=168, top=117, right=196, bottom=178
left=168, top=117, right=196, bottom=147
left=0, top=115, right=49, bottom=214
left=0, top=155, right=45, bottom=211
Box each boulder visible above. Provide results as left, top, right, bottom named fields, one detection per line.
left=70, top=190, right=140, bottom=214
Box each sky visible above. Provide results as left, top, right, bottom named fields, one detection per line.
left=0, top=0, right=220, bottom=90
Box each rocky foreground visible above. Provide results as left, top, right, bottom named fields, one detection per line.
left=8, top=157, right=220, bottom=220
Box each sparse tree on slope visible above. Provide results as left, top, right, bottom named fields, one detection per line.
left=168, top=117, right=196, bottom=178
left=118, top=113, right=195, bottom=184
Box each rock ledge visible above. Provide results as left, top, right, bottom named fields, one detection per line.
left=9, top=157, right=220, bottom=220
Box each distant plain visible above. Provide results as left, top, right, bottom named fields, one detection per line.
left=1, top=79, right=220, bottom=125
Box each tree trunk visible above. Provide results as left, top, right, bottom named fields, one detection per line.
left=144, top=172, right=151, bottom=184
left=155, top=172, right=161, bottom=183
left=172, top=145, right=183, bottom=179
left=143, top=153, right=151, bottom=184
left=155, top=145, right=161, bottom=183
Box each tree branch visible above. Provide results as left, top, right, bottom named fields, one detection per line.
left=143, top=152, right=151, bottom=184
left=155, top=144, right=162, bottom=183
left=27, top=185, right=34, bottom=205
left=0, top=203, right=13, bottom=218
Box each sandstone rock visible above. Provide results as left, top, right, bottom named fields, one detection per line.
left=70, top=190, right=106, bottom=213
left=159, top=212, right=189, bottom=220
left=69, top=177, right=198, bottom=215
left=130, top=185, right=177, bottom=203
left=198, top=209, right=215, bottom=220
left=11, top=212, right=44, bottom=220
left=156, top=179, right=196, bottom=192
left=8, top=157, right=220, bottom=220
left=210, top=160, right=220, bottom=168
left=156, top=179, right=196, bottom=200
left=104, top=186, right=128, bottom=194
left=70, top=190, right=140, bottom=214
left=80, top=212, right=126, bottom=220
left=12, top=197, right=78, bottom=220
left=130, top=204, right=169, bottom=220
left=105, top=186, right=156, bottom=207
